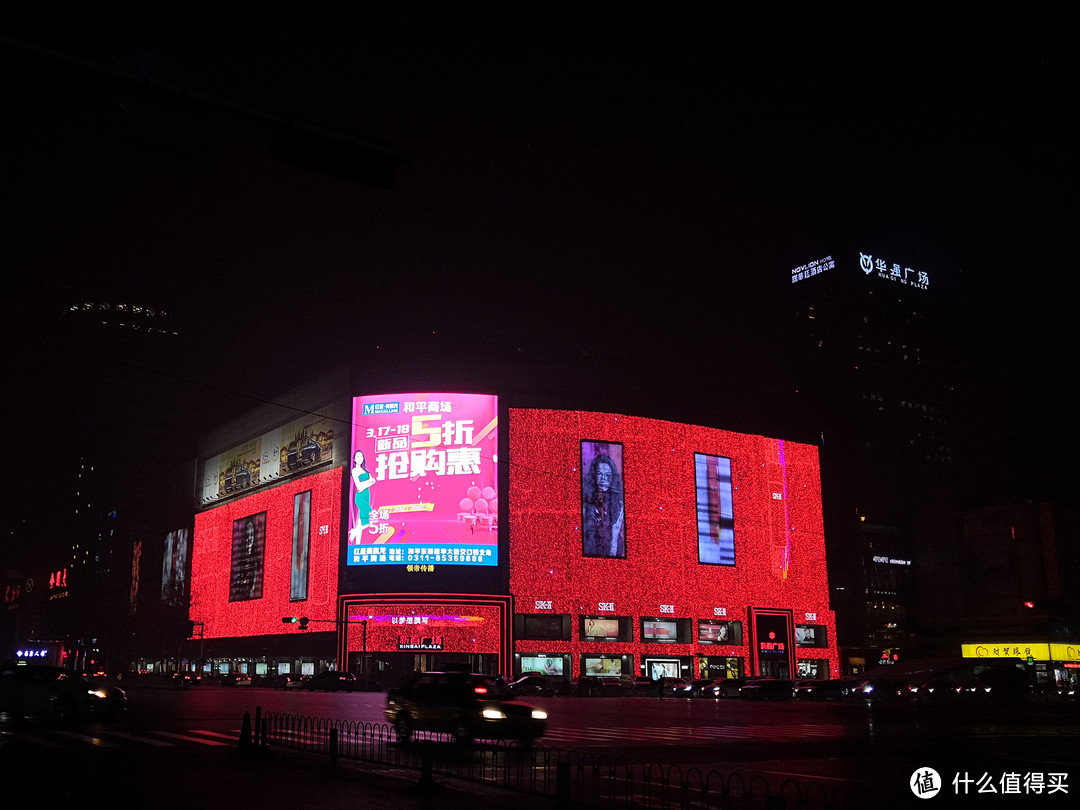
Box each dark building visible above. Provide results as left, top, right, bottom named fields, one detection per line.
left=786, top=247, right=961, bottom=673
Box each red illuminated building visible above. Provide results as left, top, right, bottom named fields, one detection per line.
left=186, top=375, right=838, bottom=685
left=508, top=409, right=838, bottom=682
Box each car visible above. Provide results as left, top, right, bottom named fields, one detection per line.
left=270, top=673, right=306, bottom=690
left=658, top=677, right=694, bottom=697
left=794, top=678, right=857, bottom=700
left=599, top=675, right=633, bottom=696
left=706, top=677, right=749, bottom=698
left=632, top=676, right=658, bottom=696
left=740, top=678, right=795, bottom=700
left=508, top=674, right=556, bottom=697
left=305, top=670, right=357, bottom=692
left=286, top=434, right=322, bottom=469
left=689, top=678, right=723, bottom=698
left=851, top=677, right=912, bottom=702
left=0, top=664, right=127, bottom=721
left=171, top=672, right=202, bottom=689
left=385, top=671, right=547, bottom=746
left=220, top=673, right=253, bottom=687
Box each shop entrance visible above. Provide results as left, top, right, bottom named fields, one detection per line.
left=349, top=651, right=500, bottom=690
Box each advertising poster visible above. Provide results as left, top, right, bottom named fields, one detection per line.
left=581, top=440, right=626, bottom=558
left=695, top=453, right=735, bottom=564
left=229, top=512, right=266, bottom=601
left=161, top=528, right=189, bottom=607
left=290, top=491, right=311, bottom=600
left=347, top=393, right=498, bottom=567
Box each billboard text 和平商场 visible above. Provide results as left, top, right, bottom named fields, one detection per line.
left=348, top=393, right=498, bottom=567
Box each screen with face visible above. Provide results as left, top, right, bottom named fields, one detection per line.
left=581, top=440, right=626, bottom=558
left=229, top=512, right=266, bottom=602
left=348, top=393, right=499, bottom=568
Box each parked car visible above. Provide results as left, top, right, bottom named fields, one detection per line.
left=706, top=677, right=749, bottom=698
left=305, top=671, right=357, bottom=692
left=689, top=678, right=723, bottom=698
left=659, top=677, right=694, bottom=697
left=270, top=674, right=306, bottom=690
left=171, top=672, right=202, bottom=689
left=0, top=664, right=127, bottom=721
left=740, top=678, right=795, bottom=700
left=219, top=673, right=253, bottom=687
left=385, top=671, right=546, bottom=746
left=851, top=677, right=912, bottom=702
left=794, top=678, right=856, bottom=700
left=508, top=674, right=556, bottom=697
left=632, top=676, right=658, bottom=696
left=600, top=676, right=633, bottom=696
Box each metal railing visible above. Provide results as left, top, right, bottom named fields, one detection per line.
left=254, top=710, right=885, bottom=809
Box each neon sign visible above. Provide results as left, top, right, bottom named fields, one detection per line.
left=859, top=252, right=929, bottom=290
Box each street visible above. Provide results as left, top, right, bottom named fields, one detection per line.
left=3, top=682, right=1077, bottom=806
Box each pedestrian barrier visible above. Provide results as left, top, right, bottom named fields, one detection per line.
left=257, top=710, right=890, bottom=809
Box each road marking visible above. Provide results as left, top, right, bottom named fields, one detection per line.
left=190, top=729, right=241, bottom=741
left=153, top=731, right=230, bottom=746
left=100, top=731, right=175, bottom=747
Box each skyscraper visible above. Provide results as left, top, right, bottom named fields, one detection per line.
left=787, top=247, right=960, bottom=672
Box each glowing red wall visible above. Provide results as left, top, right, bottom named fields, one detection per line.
left=191, top=467, right=341, bottom=638
left=508, top=410, right=838, bottom=676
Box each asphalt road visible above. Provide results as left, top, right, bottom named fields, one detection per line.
left=3, top=684, right=1078, bottom=806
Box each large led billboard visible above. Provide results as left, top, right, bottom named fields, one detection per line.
left=161, top=528, right=190, bottom=607
left=508, top=409, right=839, bottom=678
left=191, top=467, right=341, bottom=639
left=347, top=393, right=498, bottom=568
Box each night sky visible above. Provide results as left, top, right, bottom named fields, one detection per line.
left=2, top=6, right=1076, bottom=535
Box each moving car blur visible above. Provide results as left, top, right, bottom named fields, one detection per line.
left=0, top=664, right=127, bottom=721
left=385, top=671, right=547, bottom=745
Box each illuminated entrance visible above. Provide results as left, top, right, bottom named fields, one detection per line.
left=337, top=594, right=511, bottom=688
left=749, top=607, right=795, bottom=678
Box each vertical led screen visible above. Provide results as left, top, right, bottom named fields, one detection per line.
left=695, top=453, right=734, bottom=564
left=347, top=393, right=498, bottom=567
left=161, top=528, right=190, bottom=606
left=229, top=512, right=266, bottom=601
left=290, top=491, right=311, bottom=600
left=191, top=467, right=341, bottom=639
left=581, top=440, right=626, bottom=558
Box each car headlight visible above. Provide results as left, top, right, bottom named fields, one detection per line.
left=482, top=708, right=507, bottom=720
left=531, top=709, right=548, bottom=720
left=89, top=689, right=109, bottom=699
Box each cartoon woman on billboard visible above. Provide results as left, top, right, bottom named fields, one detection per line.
left=351, top=450, right=376, bottom=537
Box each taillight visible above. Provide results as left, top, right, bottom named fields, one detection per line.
left=474, top=686, right=488, bottom=695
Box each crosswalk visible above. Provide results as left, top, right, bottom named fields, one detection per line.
left=1, top=727, right=240, bottom=750
left=539, top=722, right=852, bottom=746
left=3, top=721, right=853, bottom=752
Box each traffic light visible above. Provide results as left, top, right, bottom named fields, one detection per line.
left=282, top=616, right=310, bottom=628
left=282, top=617, right=299, bottom=624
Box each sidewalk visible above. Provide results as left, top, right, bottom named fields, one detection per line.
left=5, top=733, right=560, bottom=810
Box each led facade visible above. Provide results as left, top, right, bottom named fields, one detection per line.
left=191, top=467, right=342, bottom=639
left=508, top=409, right=839, bottom=680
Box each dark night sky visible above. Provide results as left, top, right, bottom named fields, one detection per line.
left=2, top=6, right=1077, bottom=531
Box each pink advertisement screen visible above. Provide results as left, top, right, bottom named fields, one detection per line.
left=348, top=393, right=498, bottom=567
